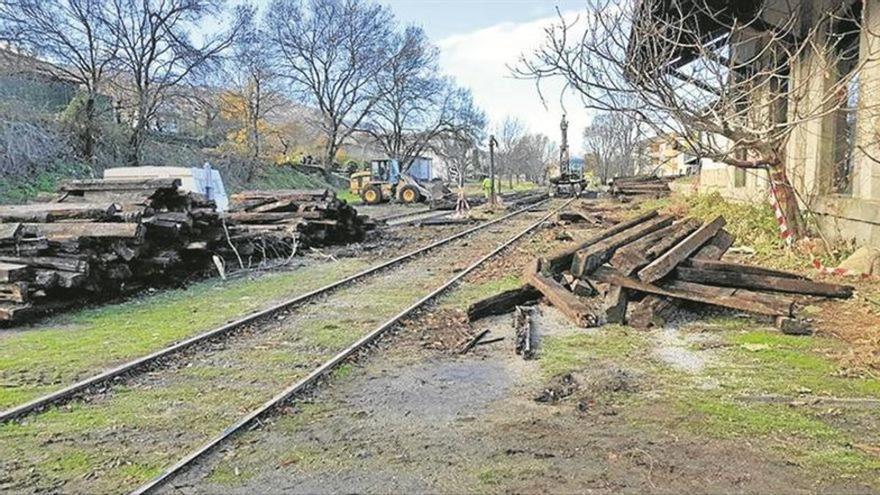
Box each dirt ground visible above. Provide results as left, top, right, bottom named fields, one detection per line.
left=161, top=199, right=880, bottom=494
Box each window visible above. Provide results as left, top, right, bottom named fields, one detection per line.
left=830, top=2, right=862, bottom=195
left=734, top=167, right=747, bottom=188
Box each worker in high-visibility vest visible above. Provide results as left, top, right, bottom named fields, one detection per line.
left=481, top=176, right=492, bottom=199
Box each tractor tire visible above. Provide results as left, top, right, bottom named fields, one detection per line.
left=362, top=185, right=384, bottom=205
left=399, top=185, right=421, bottom=204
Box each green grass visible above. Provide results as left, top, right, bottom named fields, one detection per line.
left=439, top=274, right=523, bottom=310
left=539, top=327, right=647, bottom=378
left=0, top=258, right=368, bottom=409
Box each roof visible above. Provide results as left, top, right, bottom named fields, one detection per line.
left=626, top=0, right=763, bottom=75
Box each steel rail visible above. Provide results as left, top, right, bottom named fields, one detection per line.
left=131, top=197, right=574, bottom=495
left=0, top=196, right=549, bottom=424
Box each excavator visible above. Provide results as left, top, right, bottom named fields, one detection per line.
left=349, top=158, right=450, bottom=205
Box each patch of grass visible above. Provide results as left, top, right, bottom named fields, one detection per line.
left=539, top=328, right=648, bottom=378
left=207, top=463, right=256, bottom=486
left=669, top=393, right=880, bottom=480
left=439, top=274, right=523, bottom=310
left=475, top=459, right=547, bottom=486
left=0, top=259, right=368, bottom=409
left=718, top=331, right=880, bottom=397
left=248, top=166, right=335, bottom=191
left=47, top=451, right=93, bottom=477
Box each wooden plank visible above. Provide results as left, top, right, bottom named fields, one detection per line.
left=527, top=272, right=597, bottom=327
left=0, top=256, right=89, bottom=273
left=611, top=219, right=702, bottom=274
left=662, top=280, right=797, bottom=308
left=682, top=258, right=808, bottom=280
left=637, top=216, right=726, bottom=283
left=0, top=223, right=23, bottom=242
left=693, top=229, right=734, bottom=260
left=674, top=267, right=854, bottom=298
left=0, top=262, right=28, bottom=283
left=466, top=285, right=542, bottom=322
left=0, top=203, right=120, bottom=223
left=542, top=210, right=659, bottom=274
left=514, top=306, right=539, bottom=359
left=225, top=211, right=324, bottom=223
left=58, top=178, right=180, bottom=192
left=0, top=282, right=28, bottom=303
left=23, top=222, right=143, bottom=240
left=589, top=266, right=793, bottom=317
left=570, top=215, right=674, bottom=277
left=0, top=303, right=31, bottom=322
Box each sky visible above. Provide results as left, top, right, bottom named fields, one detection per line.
left=244, top=0, right=592, bottom=152
left=384, top=0, right=590, bottom=151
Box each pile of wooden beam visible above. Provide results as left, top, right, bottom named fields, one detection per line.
left=224, top=189, right=373, bottom=257
left=469, top=210, right=854, bottom=334
left=609, top=175, right=673, bottom=197
left=0, top=178, right=224, bottom=323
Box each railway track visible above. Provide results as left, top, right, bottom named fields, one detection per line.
left=132, top=197, right=573, bottom=494
left=0, top=196, right=549, bottom=424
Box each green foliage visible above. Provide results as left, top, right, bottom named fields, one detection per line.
left=0, top=160, right=93, bottom=204
left=247, top=166, right=335, bottom=191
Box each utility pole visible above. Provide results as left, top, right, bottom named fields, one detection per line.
left=488, top=134, right=498, bottom=206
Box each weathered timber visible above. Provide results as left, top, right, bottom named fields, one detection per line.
left=557, top=211, right=591, bottom=223
left=693, top=229, right=734, bottom=260
left=662, top=280, right=797, bottom=309
left=0, top=303, right=31, bottom=321
left=225, top=211, right=324, bottom=223
left=419, top=217, right=473, bottom=226
left=0, top=203, right=120, bottom=222
left=514, top=305, right=539, bottom=359
left=570, top=215, right=674, bottom=277
left=460, top=329, right=490, bottom=354
left=637, top=215, right=726, bottom=283
left=466, top=285, right=542, bottom=321
left=528, top=271, right=597, bottom=326
left=674, top=267, right=854, bottom=298
left=626, top=295, right=676, bottom=328
left=0, top=223, right=23, bottom=242
left=0, top=282, right=28, bottom=303
left=0, top=262, right=28, bottom=282
left=32, top=270, right=59, bottom=289
left=542, top=210, right=659, bottom=274
left=682, top=259, right=808, bottom=280
left=59, top=178, right=180, bottom=192
left=23, top=222, right=143, bottom=240
left=0, top=256, right=88, bottom=273
left=589, top=266, right=793, bottom=317
left=611, top=219, right=702, bottom=275
left=231, top=189, right=330, bottom=202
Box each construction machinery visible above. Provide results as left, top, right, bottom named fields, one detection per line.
left=350, top=158, right=451, bottom=205
left=551, top=114, right=586, bottom=197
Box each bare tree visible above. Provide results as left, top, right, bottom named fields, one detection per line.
left=495, top=116, right=525, bottom=189
left=359, top=25, right=486, bottom=174
left=265, top=0, right=394, bottom=175
left=0, top=0, right=118, bottom=161
left=516, top=0, right=877, bottom=238
left=225, top=5, right=285, bottom=180
left=102, top=0, right=244, bottom=166
left=583, top=111, right=644, bottom=183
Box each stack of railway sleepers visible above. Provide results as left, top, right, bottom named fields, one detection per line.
left=224, top=189, right=372, bottom=257
left=468, top=210, right=853, bottom=334
left=0, top=178, right=224, bottom=323
left=609, top=175, right=674, bottom=197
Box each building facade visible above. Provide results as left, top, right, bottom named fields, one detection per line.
left=695, top=0, right=880, bottom=245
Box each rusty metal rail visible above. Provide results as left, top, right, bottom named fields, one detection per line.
left=130, top=197, right=573, bottom=495
left=0, top=196, right=549, bottom=424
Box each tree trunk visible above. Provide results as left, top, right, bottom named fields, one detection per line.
left=83, top=94, right=96, bottom=163
left=768, top=165, right=804, bottom=240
